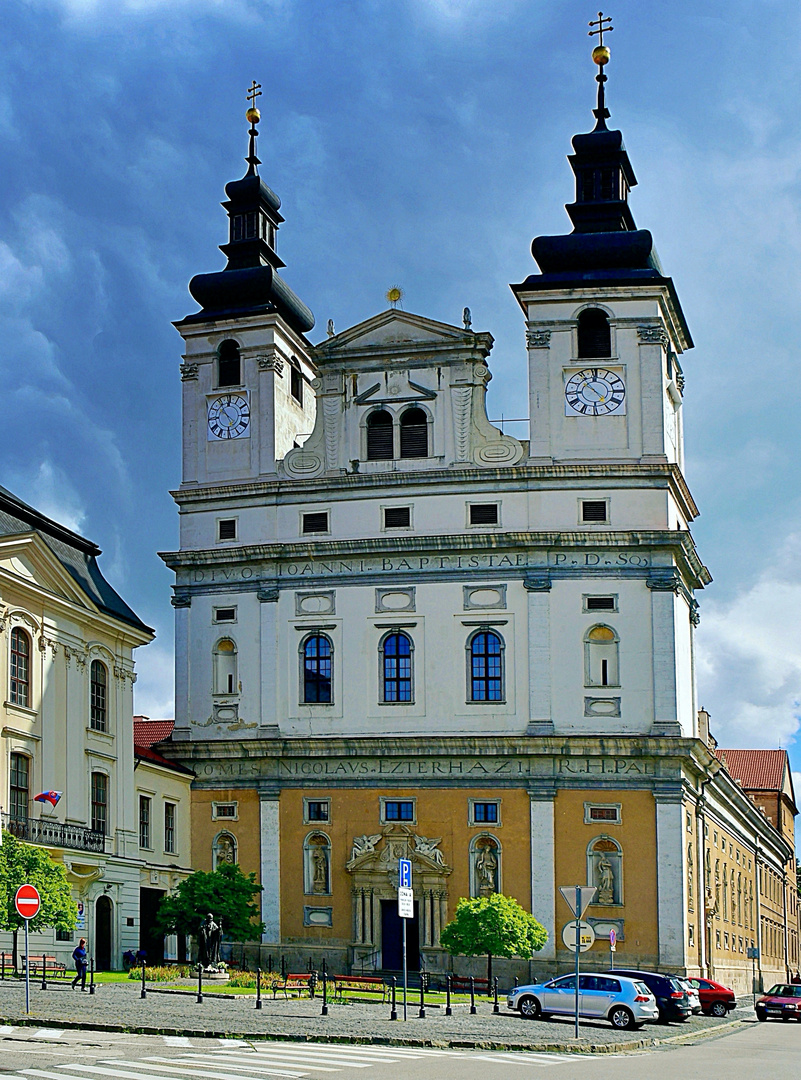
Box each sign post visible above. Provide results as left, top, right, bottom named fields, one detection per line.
left=747, top=945, right=759, bottom=996
left=609, top=927, right=616, bottom=970
left=15, top=884, right=41, bottom=1015
left=559, top=885, right=597, bottom=1039
left=398, top=859, right=412, bottom=1021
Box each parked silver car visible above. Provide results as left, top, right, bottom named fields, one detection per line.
left=674, top=976, right=702, bottom=1014
left=507, top=972, right=660, bottom=1030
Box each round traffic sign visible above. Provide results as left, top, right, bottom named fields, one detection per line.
left=14, top=884, right=41, bottom=920
left=561, top=919, right=596, bottom=952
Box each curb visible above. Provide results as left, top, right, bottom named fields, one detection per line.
left=0, top=1012, right=748, bottom=1054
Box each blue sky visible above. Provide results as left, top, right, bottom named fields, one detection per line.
left=3, top=0, right=801, bottom=790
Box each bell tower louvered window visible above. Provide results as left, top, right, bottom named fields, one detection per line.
left=577, top=309, right=611, bottom=359
left=366, top=410, right=393, bottom=460
left=399, top=408, right=428, bottom=458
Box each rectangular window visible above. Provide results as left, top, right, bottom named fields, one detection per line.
left=9, top=752, right=29, bottom=822
left=164, top=803, right=176, bottom=854
left=211, top=801, right=238, bottom=820
left=302, top=511, right=329, bottom=534
left=584, top=802, right=622, bottom=824
left=469, top=503, right=499, bottom=526
left=139, top=795, right=151, bottom=848
left=384, top=506, right=411, bottom=529
left=582, top=500, right=608, bottom=523
left=56, top=929, right=73, bottom=942
left=688, top=925, right=695, bottom=947
left=213, top=607, right=237, bottom=623
left=585, top=596, right=616, bottom=612
left=382, top=800, right=415, bottom=823
left=471, top=802, right=499, bottom=824
left=305, top=799, right=330, bottom=823
left=10, top=628, right=30, bottom=708
left=91, top=772, right=108, bottom=835
left=290, top=362, right=303, bottom=405
left=218, top=518, right=237, bottom=541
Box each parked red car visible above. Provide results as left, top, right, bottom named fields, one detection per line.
left=686, top=977, right=736, bottom=1017
left=755, top=984, right=801, bottom=1021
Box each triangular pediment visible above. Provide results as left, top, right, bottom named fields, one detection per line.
left=346, top=823, right=452, bottom=877
left=315, top=309, right=491, bottom=358
left=0, top=533, right=92, bottom=610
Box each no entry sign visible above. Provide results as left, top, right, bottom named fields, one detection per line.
left=14, top=884, right=41, bottom=920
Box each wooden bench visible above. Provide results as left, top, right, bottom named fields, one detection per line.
left=332, top=975, right=387, bottom=1003
left=21, top=955, right=69, bottom=981
left=270, top=972, right=316, bottom=999
left=450, top=975, right=490, bottom=995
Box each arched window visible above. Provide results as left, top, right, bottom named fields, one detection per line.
left=470, top=834, right=501, bottom=898
left=10, top=627, right=30, bottom=708
left=213, top=638, right=238, bottom=695
left=91, top=771, right=108, bottom=835
left=381, top=632, right=412, bottom=703
left=9, top=752, right=29, bottom=824
left=587, top=835, right=623, bottom=905
left=577, top=308, right=611, bottom=359
left=90, top=660, right=107, bottom=732
left=213, top=831, right=237, bottom=869
left=217, top=339, right=241, bottom=387
left=468, top=630, right=504, bottom=702
left=399, top=407, right=428, bottom=458
left=366, top=409, right=394, bottom=460
left=302, top=634, right=332, bottom=703
left=303, top=831, right=331, bottom=895
left=585, top=625, right=619, bottom=687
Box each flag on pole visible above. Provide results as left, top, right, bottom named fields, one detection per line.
left=34, top=791, right=62, bottom=807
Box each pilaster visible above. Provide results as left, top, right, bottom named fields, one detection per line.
left=525, top=573, right=553, bottom=736
left=654, top=785, right=687, bottom=969
left=529, top=787, right=556, bottom=960
left=648, top=574, right=680, bottom=735
left=258, top=584, right=279, bottom=733
left=259, top=790, right=281, bottom=943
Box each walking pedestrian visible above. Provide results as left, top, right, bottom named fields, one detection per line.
left=71, top=938, right=88, bottom=990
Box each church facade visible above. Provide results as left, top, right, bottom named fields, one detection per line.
left=160, top=62, right=799, bottom=991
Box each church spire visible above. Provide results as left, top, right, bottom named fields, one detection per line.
left=588, top=11, right=613, bottom=132
left=245, top=79, right=262, bottom=177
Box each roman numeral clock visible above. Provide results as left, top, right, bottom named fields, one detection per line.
left=207, top=393, right=251, bottom=440
left=564, top=368, right=625, bottom=416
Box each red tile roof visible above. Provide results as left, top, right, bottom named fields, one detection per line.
left=134, top=741, right=194, bottom=776
left=133, top=718, right=175, bottom=747
left=715, top=748, right=788, bottom=792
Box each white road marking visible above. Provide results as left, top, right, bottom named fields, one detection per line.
left=211, top=1050, right=377, bottom=1067
left=33, top=1031, right=65, bottom=1040
left=0, top=1025, right=18, bottom=1035
left=218, top=1040, right=250, bottom=1048
left=162, top=1038, right=191, bottom=1048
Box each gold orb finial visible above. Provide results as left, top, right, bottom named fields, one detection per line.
left=246, top=106, right=261, bottom=124
left=592, top=44, right=610, bottom=66
left=386, top=286, right=404, bottom=307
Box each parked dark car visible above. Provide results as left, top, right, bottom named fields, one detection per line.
left=605, top=969, right=691, bottom=1022
left=686, top=976, right=737, bottom=1016
left=755, top=984, right=801, bottom=1021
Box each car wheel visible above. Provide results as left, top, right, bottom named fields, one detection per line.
left=756, top=1012, right=766, bottom=1022
left=710, top=1001, right=727, bottom=1017
left=518, top=995, right=541, bottom=1020
left=610, top=1006, right=635, bottom=1030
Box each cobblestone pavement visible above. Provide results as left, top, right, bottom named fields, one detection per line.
left=0, top=981, right=752, bottom=1049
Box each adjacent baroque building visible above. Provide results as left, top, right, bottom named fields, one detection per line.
left=159, top=63, right=800, bottom=990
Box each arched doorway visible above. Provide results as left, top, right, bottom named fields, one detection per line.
left=95, top=895, right=113, bottom=971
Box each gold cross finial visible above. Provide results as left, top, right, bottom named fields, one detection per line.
left=588, top=11, right=613, bottom=47
left=247, top=80, right=262, bottom=110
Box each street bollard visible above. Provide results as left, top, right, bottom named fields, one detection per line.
left=41, top=953, right=47, bottom=991
left=1, top=952, right=5, bottom=980
left=418, top=971, right=426, bottom=1018
left=281, top=955, right=286, bottom=979
left=140, top=959, right=146, bottom=1000
left=255, top=967, right=262, bottom=1010
left=390, top=976, right=397, bottom=1021
left=321, top=968, right=328, bottom=1017
left=445, top=974, right=452, bottom=1017
left=493, top=976, right=500, bottom=1014
left=89, top=957, right=95, bottom=996
left=470, top=975, right=477, bottom=1016
left=197, top=964, right=203, bottom=1004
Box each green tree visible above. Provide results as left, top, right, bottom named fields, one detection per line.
left=154, top=862, right=264, bottom=947
left=440, top=893, right=547, bottom=988
left=0, top=831, right=77, bottom=970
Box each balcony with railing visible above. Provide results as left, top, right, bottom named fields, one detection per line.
left=1, top=812, right=105, bottom=854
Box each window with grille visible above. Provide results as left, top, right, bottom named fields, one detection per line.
left=366, top=410, right=393, bottom=460
left=217, top=340, right=241, bottom=387
left=10, top=627, right=30, bottom=708
left=585, top=596, right=615, bottom=611
left=382, top=633, right=412, bottom=703
left=577, top=309, right=611, bottom=358
left=399, top=408, right=428, bottom=458
left=469, top=631, right=504, bottom=702
left=139, top=796, right=151, bottom=848
left=469, top=503, right=499, bottom=526
left=582, top=500, right=608, bottom=523
left=585, top=804, right=621, bottom=824
left=164, top=803, right=176, bottom=853
left=10, top=752, right=29, bottom=822
left=90, top=660, right=107, bottom=732
left=212, top=802, right=238, bottom=819
left=302, top=511, right=329, bottom=534
left=218, top=518, right=237, bottom=541
left=384, top=506, right=411, bottom=529
left=91, top=772, right=108, bottom=835
left=290, top=361, right=303, bottom=405
left=213, top=607, right=237, bottom=623
left=303, top=635, right=332, bottom=703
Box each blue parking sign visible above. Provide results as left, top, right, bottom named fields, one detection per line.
left=398, top=858, right=412, bottom=889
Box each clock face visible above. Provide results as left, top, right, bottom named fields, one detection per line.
left=565, top=368, right=626, bottom=416
left=207, top=393, right=250, bottom=440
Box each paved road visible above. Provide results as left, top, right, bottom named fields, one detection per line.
left=0, top=1021, right=797, bottom=1079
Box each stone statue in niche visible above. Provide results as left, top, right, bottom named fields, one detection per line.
left=312, top=842, right=329, bottom=894
left=475, top=838, right=499, bottom=897
left=597, top=855, right=615, bottom=904
left=214, top=833, right=236, bottom=869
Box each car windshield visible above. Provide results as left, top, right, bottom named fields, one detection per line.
left=766, top=985, right=801, bottom=997
left=668, top=978, right=686, bottom=992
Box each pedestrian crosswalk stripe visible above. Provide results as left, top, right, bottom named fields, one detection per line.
left=210, top=1050, right=381, bottom=1067
left=217, top=1040, right=250, bottom=1049
left=146, top=1056, right=328, bottom=1074
left=0, top=1025, right=17, bottom=1036
left=162, top=1038, right=191, bottom=1047
left=66, top=1063, right=306, bottom=1080
left=33, top=1030, right=64, bottom=1040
